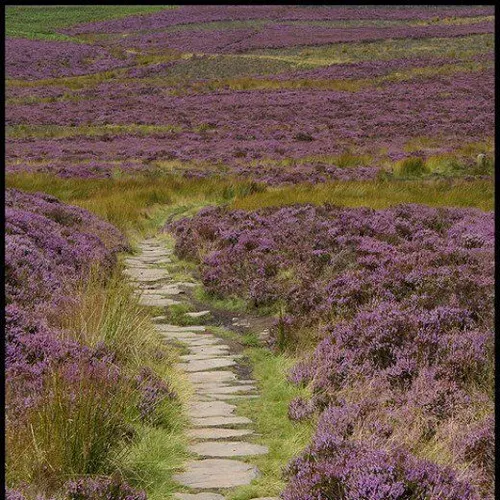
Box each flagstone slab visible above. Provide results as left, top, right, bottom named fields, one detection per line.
left=174, top=494, right=225, bottom=500
left=139, top=296, right=181, bottom=307
left=180, top=354, right=241, bottom=361
left=187, top=371, right=238, bottom=384
left=173, top=459, right=259, bottom=488
left=183, top=358, right=237, bottom=372
left=155, top=325, right=207, bottom=332
left=187, top=428, right=254, bottom=440
left=196, top=384, right=256, bottom=395
left=188, top=401, right=236, bottom=418
left=185, top=338, right=224, bottom=346
left=189, top=441, right=268, bottom=458
left=211, top=394, right=259, bottom=401
left=124, top=268, right=170, bottom=282
left=191, top=416, right=252, bottom=427
left=189, top=346, right=230, bottom=356
left=186, top=310, right=211, bottom=318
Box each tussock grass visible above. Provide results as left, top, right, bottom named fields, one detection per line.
left=232, top=179, right=493, bottom=212
left=6, top=363, right=138, bottom=493
left=251, top=33, right=493, bottom=65
left=229, top=349, right=315, bottom=500
left=6, top=243, right=189, bottom=497
left=55, top=266, right=158, bottom=365
left=6, top=124, right=182, bottom=139
left=5, top=172, right=265, bottom=235
left=181, top=59, right=490, bottom=94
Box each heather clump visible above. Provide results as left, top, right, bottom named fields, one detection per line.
left=168, top=202, right=493, bottom=497
left=5, top=188, right=174, bottom=497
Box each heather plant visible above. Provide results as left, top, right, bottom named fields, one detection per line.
left=5, top=189, right=181, bottom=497
left=168, top=202, right=494, bottom=497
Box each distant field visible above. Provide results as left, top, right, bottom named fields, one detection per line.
left=5, top=5, right=176, bottom=40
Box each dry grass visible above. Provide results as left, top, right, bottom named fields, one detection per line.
left=5, top=172, right=265, bottom=234
left=231, top=179, right=493, bottom=212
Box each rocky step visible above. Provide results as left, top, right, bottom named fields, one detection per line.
left=173, top=459, right=260, bottom=489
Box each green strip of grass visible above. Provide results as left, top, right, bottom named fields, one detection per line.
left=5, top=6, right=177, bottom=41
left=231, top=179, right=493, bottom=212
left=229, top=348, right=315, bottom=500
left=5, top=172, right=265, bottom=235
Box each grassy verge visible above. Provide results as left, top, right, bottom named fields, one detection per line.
left=230, top=348, right=315, bottom=500
left=232, top=179, right=494, bottom=212
left=6, top=265, right=190, bottom=498
left=5, top=6, right=176, bottom=41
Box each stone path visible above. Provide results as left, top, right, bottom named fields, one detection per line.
left=124, top=238, right=277, bottom=500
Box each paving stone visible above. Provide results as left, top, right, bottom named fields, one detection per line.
left=187, top=428, right=254, bottom=440
left=173, top=459, right=259, bottom=488
left=124, top=268, right=170, bottom=282
left=196, top=384, right=256, bottom=395
left=211, top=394, right=259, bottom=401
left=157, top=330, right=200, bottom=340
left=139, top=296, right=181, bottom=307
left=133, top=255, right=171, bottom=264
left=191, top=416, right=252, bottom=427
left=186, top=338, right=223, bottom=346
left=156, top=324, right=207, bottom=332
left=183, top=358, right=237, bottom=372
left=189, top=441, right=268, bottom=458
left=174, top=494, right=225, bottom=500
left=189, top=346, right=230, bottom=356
left=187, top=401, right=236, bottom=418
left=187, top=371, right=238, bottom=384
left=180, top=353, right=241, bottom=361
left=185, top=310, right=211, bottom=318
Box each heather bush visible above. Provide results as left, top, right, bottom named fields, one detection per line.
left=168, top=202, right=494, bottom=497
left=5, top=189, right=178, bottom=497
left=64, top=475, right=146, bottom=500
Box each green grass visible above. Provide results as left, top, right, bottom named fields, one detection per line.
left=5, top=6, right=177, bottom=41
left=6, top=124, right=182, bottom=139
left=5, top=172, right=264, bottom=235
left=250, top=33, right=493, bottom=66
left=229, top=349, right=315, bottom=500
left=177, top=59, right=491, bottom=95
left=6, top=262, right=190, bottom=498
left=231, top=179, right=494, bottom=212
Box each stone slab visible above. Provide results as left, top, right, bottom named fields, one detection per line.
left=210, top=394, right=259, bottom=401
left=187, top=371, right=237, bottom=384
left=173, top=459, right=259, bottom=488
left=180, top=354, right=240, bottom=361
left=189, top=441, right=268, bottom=458
left=187, top=401, right=236, bottom=418
left=155, top=325, right=207, bottom=332
left=187, top=428, right=254, bottom=440
left=196, top=384, right=256, bottom=395
left=139, top=296, right=181, bottom=307
left=189, top=346, right=230, bottom=356
left=124, top=268, right=170, bottom=282
left=186, top=310, right=211, bottom=318
left=186, top=338, right=223, bottom=346
left=183, top=358, right=237, bottom=372
left=191, top=416, right=252, bottom=427
left=174, top=494, right=225, bottom=500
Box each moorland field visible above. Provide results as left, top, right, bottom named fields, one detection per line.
left=5, top=5, right=495, bottom=500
